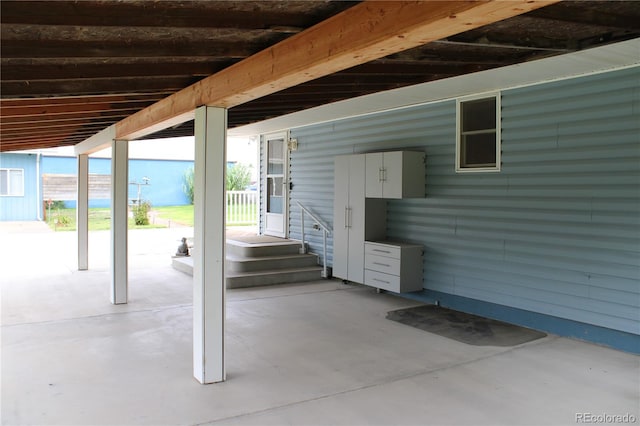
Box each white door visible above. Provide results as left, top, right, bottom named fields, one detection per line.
left=264, top=133, right=288, bottom=237
left=332, top=154, right=365, bottom=283
left=332, top=155, right=350, bottom=280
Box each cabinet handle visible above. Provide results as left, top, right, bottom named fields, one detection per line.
left=379, top=167, right=384, bottom=182
left=344, top=207, right=349, bottom=228
left=373, top=262, right=390, bottom=267
left=373, top=278, right=389, bottom=284
left=372, top=249, right=391, bottom=254
left=381, top=167, right=387, bottom=182
left=348, top=207, right=352, bottom=228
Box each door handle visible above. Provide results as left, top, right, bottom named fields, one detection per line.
left=344, top=207, right=349, bottom=228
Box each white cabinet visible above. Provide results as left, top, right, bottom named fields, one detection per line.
left=333, top=155, right=366, bottom=283
left=333, top=151, right=424, bottom=288
left=364, top=241, right=423, bottom=293
left=365, top=151, right=425, bottom=199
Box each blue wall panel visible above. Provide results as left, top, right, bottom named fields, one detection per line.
left=41, top=156, right=193, bottom=208
left=289, top=67, right=640, bottom=342
left=0, top=153, right=39, bottom=221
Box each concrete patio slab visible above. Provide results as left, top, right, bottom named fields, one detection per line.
left=1, top=224, right=638, bottom=425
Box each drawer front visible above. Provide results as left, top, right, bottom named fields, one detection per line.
left=364, top=243, right=401, bottom=259
left=364, top=253, right=400, bottom=275
left=364, top=269, right=400, bottom=293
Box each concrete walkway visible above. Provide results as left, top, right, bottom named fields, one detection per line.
left=1, top=223, right=638, bottom=425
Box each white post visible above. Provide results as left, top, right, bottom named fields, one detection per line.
left=193, top=106, right=226, bottom=384
left=77, top=154, right=89, bottom=271
left=110, top=139, right=128, bottom=305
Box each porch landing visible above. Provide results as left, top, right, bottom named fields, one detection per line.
left=172, top=229, right=323, bottom=288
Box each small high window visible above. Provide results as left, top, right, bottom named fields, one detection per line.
left=456, top=94, right=501, bottom=172
left=0, top=168, right=24, bottom=196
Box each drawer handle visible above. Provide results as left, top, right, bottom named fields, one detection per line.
left=372, top=249, right=391, bottom=254
left=373, top=262, right=390, bottom=267
left=373, top=278, right=389, bottom=284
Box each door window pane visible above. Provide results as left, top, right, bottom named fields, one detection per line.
left=267, top=139, right=284, bottom=175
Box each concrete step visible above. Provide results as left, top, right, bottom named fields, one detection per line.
left=171, top=257, right=322, bottom=288
left=227, top=253, right=318, bottom=273
left=226, top=239, right=302, bottom=258
left=225, top=266, right=323, bottom=289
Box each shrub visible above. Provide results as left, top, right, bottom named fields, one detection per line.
left=132, top=201, right=151, bottom=226
left=227, top=163, right=252, bottom=191
left=183, top=166, right=194, bottom=204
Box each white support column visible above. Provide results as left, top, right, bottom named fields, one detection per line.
left=193, top=106, right=227, bottom=384
left=110, top=139, right=128, bottom=305
left=77, top=154, right=89, bottom=271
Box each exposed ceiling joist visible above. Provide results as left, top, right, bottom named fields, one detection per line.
left=116, top=0, right=559, bottom=140
left=3, top=0, right=639, bottom=153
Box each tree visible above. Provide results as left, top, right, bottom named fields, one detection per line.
left=226, top=163, right=252, bottom=191
left=183, top=166, right=194, bottom=204
left=182, top=163, right=252, bottom=204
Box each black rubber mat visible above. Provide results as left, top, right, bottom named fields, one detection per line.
left=387, top=305, right=547, bottom=346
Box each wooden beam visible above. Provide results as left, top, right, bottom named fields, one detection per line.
left=0, top=1, right=353, bottom=30
left=115, top=0, right=559, bottom=140
left=1, top=76, right=198, bottom=97
left=0, top=62, right=230, bottom=81
left=0, top=93, right=165, bottom=108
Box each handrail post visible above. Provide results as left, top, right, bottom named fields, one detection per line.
left=300, top=205, right=306, bottom=254
left=296, top=201, right=331, bottom=278
left=322, top=229, right=327, bottom=278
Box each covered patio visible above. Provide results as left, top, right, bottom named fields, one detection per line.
left=2, top=223, right=637, bottom=425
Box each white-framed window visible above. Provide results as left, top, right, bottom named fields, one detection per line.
left=0, top=168, right=25, bottom=196
left=456, top=93, right=501, bottom=172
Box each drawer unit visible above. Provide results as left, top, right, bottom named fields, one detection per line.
left=364, top=241, right=423, bottom=293
left=365, top=243, right=401, bottom=259
left=364, top=253, right=401, bottom=275
left=364, top=269, right=401, bottom=293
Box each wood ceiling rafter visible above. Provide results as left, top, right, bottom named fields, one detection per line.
left=2, top=0, right=640, bottom=153
left=0, top=1, right=357, bottom=29
left=116, top=0, right=560, bottom=140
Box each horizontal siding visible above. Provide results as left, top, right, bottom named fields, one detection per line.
left=0, top=153, right=39, bottom=221
left=41, top=156, right=192, bottom=207
left=288, top=67, right=640, bottom=335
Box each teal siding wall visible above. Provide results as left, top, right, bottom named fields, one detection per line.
left=0, top=153, right=39, bottom=221
left=289, top=67, right=640, bottom=337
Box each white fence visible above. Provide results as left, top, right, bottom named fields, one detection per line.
left=226, top=190, right=258, bottom=226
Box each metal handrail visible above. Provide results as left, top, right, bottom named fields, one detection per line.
left=296, top=201, right=331, bottom=278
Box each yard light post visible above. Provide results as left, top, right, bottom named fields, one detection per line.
left=129, top=176, right=150, bottom=205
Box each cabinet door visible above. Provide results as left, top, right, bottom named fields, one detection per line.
left=332, top=156, right=350, bottom=280
left=365, top=152, right=383, bottom=198
left=381, top=151, right=403, bottom=199
left=347, top=154, right=365, bottom=283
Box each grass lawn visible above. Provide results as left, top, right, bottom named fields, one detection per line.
left=154, top=204, right=258, bottom=227
left=45, top=208, right=166, bottom=232
left=153, top=205, right=194, bottom=226
left=45, top=204, right=257, bottom=231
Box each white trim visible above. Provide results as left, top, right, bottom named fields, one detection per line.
left=0, top=168, right=25, bottom=197
left=455, top=93, right=501, bottom=173
left=74, top=124, right=116, bottom=155
left=77, top=154, right=89, bottom=271
left=262, top=130, right=289, bottom=238
left=193, top=106, right=226, bottom=384
left=228, top=39, right=640, bottom=138
left=110, top=139, right=129, bottom=305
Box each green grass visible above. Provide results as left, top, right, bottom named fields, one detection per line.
left=45, top=208, right=165, bottom=232
left=45, top=203, right=258, bottom=231
left=154, top=204, right=258, bottom=227
left=153, top=205, right=194, bottom=226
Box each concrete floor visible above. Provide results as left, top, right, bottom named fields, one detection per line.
left=1, top=223, right=638, bottom=425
